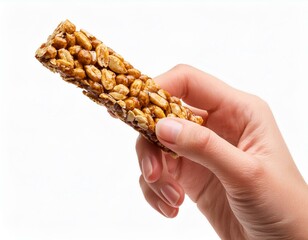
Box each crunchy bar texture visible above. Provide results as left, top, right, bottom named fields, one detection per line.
left=35, top=20, right=203, bottom=156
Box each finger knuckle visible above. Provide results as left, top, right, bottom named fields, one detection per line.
left=172, top=63, right=192, bottom=73
left=247, top=94, right=272, bottom=113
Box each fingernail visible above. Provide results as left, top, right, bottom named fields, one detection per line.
left=142, top=157, right=153, bottom=182
left=157, top=201, right=177, bottom=218
left=161, top=184, right=180, bottom=207
left=156, top=118, right=182, bottom=144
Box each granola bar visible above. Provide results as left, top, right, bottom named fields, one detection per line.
left=35, top=20, right=203, bottom=156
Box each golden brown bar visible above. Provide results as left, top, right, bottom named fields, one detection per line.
left=35, top=20, right=203, bottom=156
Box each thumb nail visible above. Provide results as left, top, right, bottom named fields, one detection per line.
left=156, top=118, right=183, bottom=144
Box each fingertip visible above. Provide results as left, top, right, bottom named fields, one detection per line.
left=136, top=134, right=163, bottom=183
left=136, top=135, right=162, bottom=178
left=142, top=155, right=162, bottom=183
left=157, top=201, right=179, bottom=218
left=156, top=118, right=183, bottom=145
left=139, top=176, right=179, bottom=218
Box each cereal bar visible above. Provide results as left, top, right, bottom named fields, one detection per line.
left=35, top=20, right=203, bottom=156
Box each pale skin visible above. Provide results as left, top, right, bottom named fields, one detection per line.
left=135, top=64, right=308, bottom=240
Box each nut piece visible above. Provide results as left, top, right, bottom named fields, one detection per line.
left=80, top=29, right=95, bottom=41
left=108, top=55, right=127, bottom=74
left=124, top=97, right=140, bottom=110
left=58, top=49, right=74, bottom=66
left=68, top=45, right=81, bottom=56
left=52, top=36, right=67, bottom=49
left=138, top=90, right=150, bottom=107
left=146, top=114, right=155, bottom=131
left=192, top=116, right=204, bottom=125
left=130, top=79, right=143, bottom=97
left=109, top=92, right=127, bottom=100
left=170, top=103, right=184, bottom=118
left=149, top=105, right=166, bottom=118
left=78, top=49, right=92, bottom=65
left=149, top=92, right=169, bottom=110
left=113, top=84, right=129, bottom=95
left=96, top=43, right=109, bottom=67
left=74, top=31, right=92, bottom=50
left=89, top=81, right=103, bottom=93
left=127, top=68, right=141, bottom=79
left=62, top=19, right=76, bottom=34
left=85, top=65, right=101, bottom=82
left=66, top=33, right=76, bottom=47
left=91, top=39, right=102, bottom=49
left=101, top=68, right=116, bottom=90
left=139, top=74, right=150, bottom=82
left=127, top=75, right=135, bottom=86
left=99, top=93, right=116, bottom=104
left=89, top=51, right=97, bottom=65
left=112, top=52, right=124, bottom=62
left=74, top=60, right=83, bottom=69
left=36, top=45, right=57, bottom=59
left=126, top=110, right=135, bottom=122
left=144, top=79, right=159, bottom=92
left=180, top=106, right=188, bottom=119
left=124, top=61, right=133, bottom=70
left=133, top=108, right=146, bottom=117
left=115, top=74, right=129, bottom=86
left=73, top=68, right=86, bottom=79
left=158, top=89, right=171, bottom=100
left=56, top=59, right=74, bottom=71
left=136, top=115, right=148, bottom=130
left=116, top=100, right=126, bottom=109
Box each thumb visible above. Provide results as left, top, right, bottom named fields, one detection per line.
left=156, top=118, right=256, bottom=183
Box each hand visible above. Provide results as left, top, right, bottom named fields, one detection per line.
left=136, top=64, right=308, bottom=240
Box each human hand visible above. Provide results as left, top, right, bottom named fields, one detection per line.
left=136, top=64, right=308, bottom=240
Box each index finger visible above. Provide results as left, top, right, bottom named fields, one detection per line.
left=154, top=64, right=240, bottom=111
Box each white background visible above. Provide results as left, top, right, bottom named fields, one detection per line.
left=0, top=1, right=308, bottom=239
